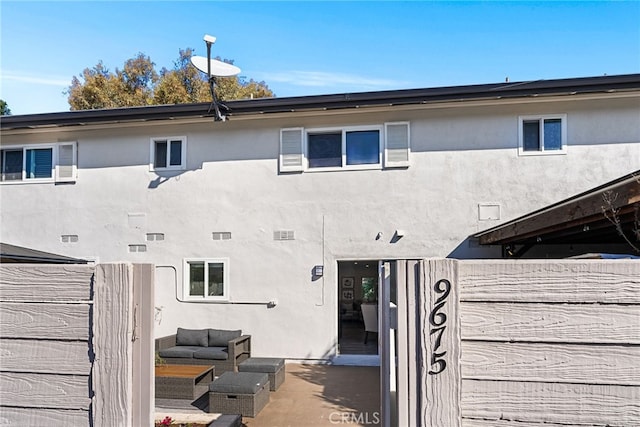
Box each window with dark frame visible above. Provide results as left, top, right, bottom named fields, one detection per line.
left=520, top=116, right=565, bottom=153
left=1, top=147, right=54, bottom=181
left=307, top=129, right=381, bottom=169
left=154, top=139, right=183, bottom=169
left=186, top=259, right=228, bottom=300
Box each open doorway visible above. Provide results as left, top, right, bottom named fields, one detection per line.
left=337, top=260, right=379, bottom=355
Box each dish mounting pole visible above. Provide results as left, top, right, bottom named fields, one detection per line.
left=204, top=36, right=225, bottom=122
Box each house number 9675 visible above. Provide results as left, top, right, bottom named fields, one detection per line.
left=428, top=279, right=451, bottom=375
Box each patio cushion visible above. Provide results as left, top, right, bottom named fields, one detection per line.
left=193, top=346, right=229, bottom=360
left=208, top=329, right=242, bottom=346
left=238, top=357, right=284, bottom=373
left=176, top=328, right=208, bottom=347
left=209, top=372, right=269, bottom=394
left=157, top=345, right=201, bottom=358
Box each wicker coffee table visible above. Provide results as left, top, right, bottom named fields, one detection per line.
left=155, top=364, right=215, bottom=399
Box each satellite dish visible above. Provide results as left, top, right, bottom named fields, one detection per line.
left=192, top=34, right=241, bottom=122
left=191, top=56, right=241, bottom=77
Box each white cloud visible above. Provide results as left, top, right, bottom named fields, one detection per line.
left=1, top=71, right=70, bottom=87
left=261, top=70, right=406, bottom=90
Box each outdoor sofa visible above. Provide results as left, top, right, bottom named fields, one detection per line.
left=155, top=328, right=251, bottom=374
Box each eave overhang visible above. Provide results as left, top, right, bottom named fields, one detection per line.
left=2, top=73, right=639, bottom=131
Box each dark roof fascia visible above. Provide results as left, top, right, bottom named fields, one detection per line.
left=0, top=242, right=88, bottom=264
left=473, top=170, right=640, bottom=245
left=2, top=74, right=639, bottom=131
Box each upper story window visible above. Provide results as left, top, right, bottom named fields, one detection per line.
left=1, top=142, right=77, bottom=183
left=279, top=122, right=410, bottom=173
left=183, top=258, right=229, bottom=301
left=150, top=136, right=187, bottom=171
left=518, top=114, right=567, bottom=155
left=307, top=127, right=382, bottom=169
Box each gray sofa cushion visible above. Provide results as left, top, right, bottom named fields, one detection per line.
left=239, top=357, right=284, bottom=373
left=208, top=329, right=242, bottom=346
left=209, top=372, right=269, bottom=394
left=158, top=346, right=201, bottom=358
left=193, top=347, right=229, bottom=360
left=176, top=328, right=208, bottom=347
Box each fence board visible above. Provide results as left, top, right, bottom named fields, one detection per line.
left=131, top=263, right=155, bottom=427
left=420, top=259, right=461, bottom=426
left=0, top=339, right=91, bottom=375
left=461, top=341, right=640, bottom=385
left=459, top=260, right=640, bottom=303
left=93, top=263, right=133, bottom=427
left=461, top=379, right=640, bottom=426
left=0, top=372, right=91, bottom=410
left=462, top=418, right=592, bottom=427
left=0, top=407, right=89, bottom=426
left=0, top=302, right=90, bottom=340
left=461, top=302, right=640, bottom=344
left=0, top=265, right=94, bottom=302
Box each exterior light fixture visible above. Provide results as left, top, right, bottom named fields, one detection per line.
left=313, top=265, right=324, bottom=277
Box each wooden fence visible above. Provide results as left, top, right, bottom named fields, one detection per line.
left=404, top=259, right=640, bottom=427
left=3, top=259, right=637, bottom=426
left=0, top=263, right=154, bottom=427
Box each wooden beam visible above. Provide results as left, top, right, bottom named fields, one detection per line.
left=478, top=178, right=639, bottom=245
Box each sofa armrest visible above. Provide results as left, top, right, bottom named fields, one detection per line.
left=155, top=334, right=177, bottom=352
left=227, top=334, right=251, bottom=362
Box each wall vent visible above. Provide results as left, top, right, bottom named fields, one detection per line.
left=478, top=203, right=501, bottom=221
left=273, top=230, right=295, bottom=241
left=128, top=244, right=147, bottom=253
left=212, top=232, right=232, bottom=240
left=61, top=234, right=79, bottom=243
left=146, top=233, right=165, bottom=241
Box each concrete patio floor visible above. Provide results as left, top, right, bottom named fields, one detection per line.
left=155, top=363, right=381, bottom=426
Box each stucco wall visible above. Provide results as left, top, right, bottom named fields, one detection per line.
left=1, top=94, right=639, bottom=359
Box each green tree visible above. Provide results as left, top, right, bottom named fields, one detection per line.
left=153, top=48, right=209, bottom=105
left=1, top=99, right=11, bottom=115
left=67, top=49, right=273, bottom=111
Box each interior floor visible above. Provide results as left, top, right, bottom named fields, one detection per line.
left=338, top=319, right=378, bottom=355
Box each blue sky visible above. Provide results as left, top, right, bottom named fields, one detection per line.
left=1, top=1, right=639, bottom=115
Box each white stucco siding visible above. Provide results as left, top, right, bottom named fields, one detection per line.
left=1, top=94, right=639, bottom=358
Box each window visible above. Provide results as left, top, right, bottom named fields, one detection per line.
left=150, top=136, right=186, bottom=171
left=279, top=122, right=410, bottom=173
left=1, top=142, right=76, bottom=183
left=518, top=115, right=567, bottom=155
left=184, top=258, right=229, bottom=301
left=305, top=129, right=382, bottom=169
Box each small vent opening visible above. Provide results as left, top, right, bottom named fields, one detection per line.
left=273, top=230, right=295, bottom=241
left=146, top=233, right=165, bottom=241
left=212, top=232, right=232, bottom=240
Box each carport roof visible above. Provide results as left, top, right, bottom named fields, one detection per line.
left=474, top=170, right=640, bottom=251
left=0, top=242, right=89, bottom=264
